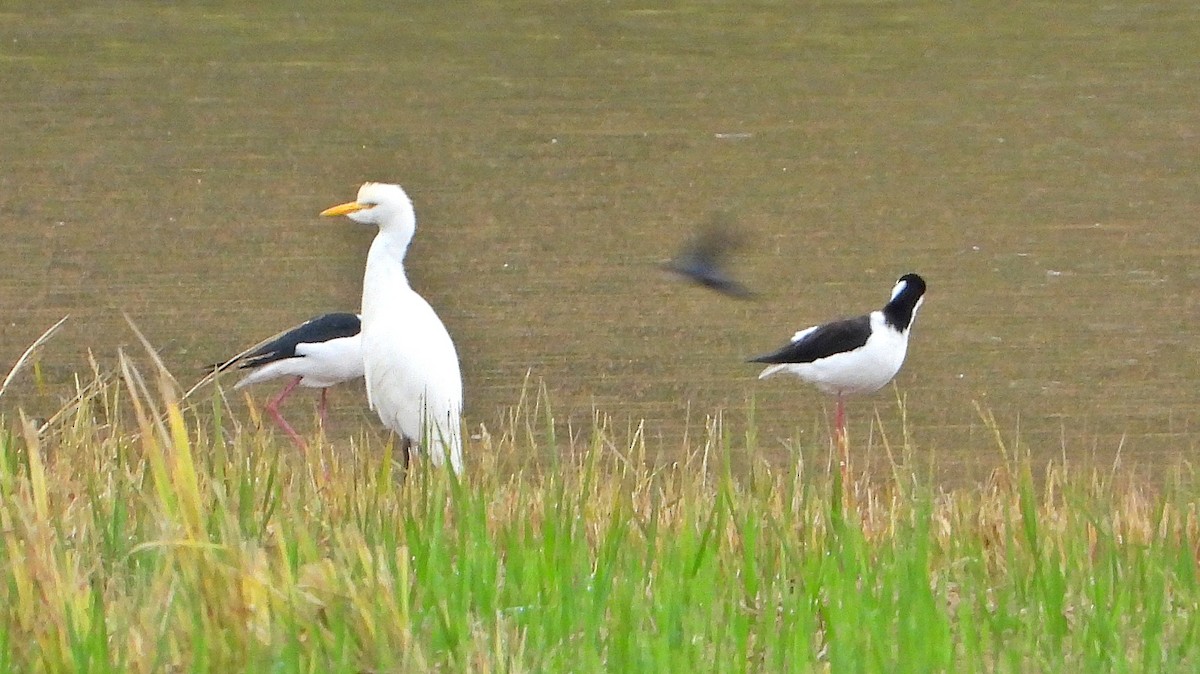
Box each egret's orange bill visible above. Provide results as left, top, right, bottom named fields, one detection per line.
left=320, top=201, right=366, bottom=217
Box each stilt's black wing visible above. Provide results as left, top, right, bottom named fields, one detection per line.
left=749, top=315, right=871, bottom=364
left=209, top=312, right=361, bottom=374
left=238, top=313, right=361, bottom=369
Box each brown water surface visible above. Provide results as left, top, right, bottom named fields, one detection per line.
left=2, top=1, right=1198, bottom=482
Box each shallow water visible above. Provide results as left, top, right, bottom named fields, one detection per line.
left=2, top=1, right=1198, bottom=482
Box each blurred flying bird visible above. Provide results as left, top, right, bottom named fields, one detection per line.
left=662, top=212, right=756, bottom=299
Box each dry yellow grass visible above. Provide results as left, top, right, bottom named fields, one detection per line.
left=1, top=348, right=1197, bottom=671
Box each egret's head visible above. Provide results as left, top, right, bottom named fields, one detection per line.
left=320, top=182, right=415, bottom=234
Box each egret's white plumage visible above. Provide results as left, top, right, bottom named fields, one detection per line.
left=321, top=183, right=464, bottom=474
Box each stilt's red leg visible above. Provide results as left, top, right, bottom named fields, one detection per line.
left=265, top=376, right=306, bottom=449
left=834, top=393, right=850, bottom=490
left=834, top=394, right=846, bottom=445
left=318, top=387, right=330, bottom=428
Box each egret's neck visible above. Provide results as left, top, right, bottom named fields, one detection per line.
left=362, top=231, right=412, bottom=312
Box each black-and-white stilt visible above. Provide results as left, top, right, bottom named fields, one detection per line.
left=215, top=312, right=363, bottom=447
left=749, top=273, right=926, bottom=466
left=663, top=212, right=756, bottom=299
left=321, top=183, right=465, bottom=475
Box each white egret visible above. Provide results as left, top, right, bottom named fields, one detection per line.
left=320, top=183, right=464, bottom=474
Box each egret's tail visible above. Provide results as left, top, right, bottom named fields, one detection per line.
left=426, top=412, right=465, bottom=475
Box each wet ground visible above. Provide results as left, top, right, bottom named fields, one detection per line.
left=2, top=1, right=1198, bottom=482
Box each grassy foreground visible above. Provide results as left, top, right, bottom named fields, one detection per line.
left=1, top=362, right=1198, bottom=672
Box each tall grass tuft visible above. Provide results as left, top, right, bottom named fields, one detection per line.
left=0, top=356, right=1197, bottom=672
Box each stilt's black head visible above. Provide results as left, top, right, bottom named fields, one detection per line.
left=883, top=273, right=926, bottom=331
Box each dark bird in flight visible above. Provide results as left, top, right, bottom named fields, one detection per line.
left=662, top=212, right=757, bottom=299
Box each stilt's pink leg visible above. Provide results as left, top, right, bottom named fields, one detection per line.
left=834, top=393, right=850, bottom=490
left=264, top=376, right=306, bottom=449
left=834, top=394, right=846, bottom=445
left=318, top=388, right=330, bottom=428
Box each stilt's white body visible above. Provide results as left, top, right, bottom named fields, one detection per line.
left=758, top=312, right=910, bottom=395
left=323, top=183, right=464, bottom=474
left=234, top=335, right=364, bottom=390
